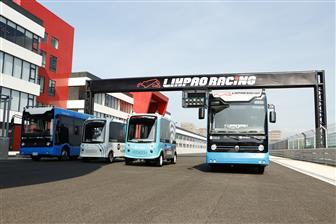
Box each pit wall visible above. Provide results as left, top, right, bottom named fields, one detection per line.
left=176, top=147, right=206, bottom=155
left=270, top=148, right=336, bottom=166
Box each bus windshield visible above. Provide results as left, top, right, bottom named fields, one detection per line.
left=22, top=116, right=53, bottom=137
left=210, top=101, right=266, bottom=134
left=127, top=116, right=157, bottom=143
left=83, top=120, right=106, bottom=143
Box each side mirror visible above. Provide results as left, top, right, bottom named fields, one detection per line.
left=269, top=111, right=276, bottom=123
left=198, top=107, right=205, bottom=120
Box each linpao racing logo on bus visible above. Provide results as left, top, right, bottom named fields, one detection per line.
left=162, top=75, right=256, bottom=88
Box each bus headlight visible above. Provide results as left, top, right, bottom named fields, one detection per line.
left=46, top=142, right=51, bottom=146
left=211, top=144, right=217, bottom=151
left=258, top=145, right=264, bottom=151
left=21, top=142, right=25, bottom=147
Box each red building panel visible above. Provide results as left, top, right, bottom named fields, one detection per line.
left=132, top=92, right=168, bottom=115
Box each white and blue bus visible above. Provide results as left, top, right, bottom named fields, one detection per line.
left=20, top=107, right=92, bottom=161
left=206, top=89, right=276, bottom=174
left=125, top=114, right=177, bottom=167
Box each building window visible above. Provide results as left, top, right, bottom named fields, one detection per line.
left=0, top=51, right=40, bottom=83
left=24, top=30, right=33, bottom=51
left=3, top=54, right=13, bottom=75
left=19, top=92, right=28, bottom=112
left=48, top=80, right=56, bottom=96
left=32, top=35, right=39, bottom=53
left=11, top=90, right=20, bottom=112
left=22, top=61, right=30, bottom=81
left=0, top=51, right=3, bottom=73
left=43, top=32, right=48, bottom=42
left=6, top=20, right=16, bottom=43
left=0, top=16, right=6, bottom=37
left=94, top=93, right=103, bottom=105
left=38, top=76, right=45, bottom=93
left=40, top=50, right=46, bottom=67
left=29, top=64, right=37, bottom=83
left=0, top=16, right=40, bottom=53
left=51, top=36, right=58, bottom=49
left=28, top=94, right=35, bottom=107
left=68, top=86, right=85, bottom=100
left=15, top=25, right=25, bottom=47
left=49, top=55, right=57, bottom=72
left=13, top=57, right=22, bottom=79
left=0, top=87, right=10, bottom=109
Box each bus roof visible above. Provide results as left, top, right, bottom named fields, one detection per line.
left=24, top=106, right=93, bottom=119
left=85, top=117, right=125, bottom=124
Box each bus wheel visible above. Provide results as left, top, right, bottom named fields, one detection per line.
left=156, top=154, right=163, bottom=167
left=208, top=164, right=217, bottom=171
left=170, top=153, right=177, bottom=164
left=257, top=166, right=265, bottom=174
left=107, top=151, right=114, bottom=163
left=125, top=158, right=133, bottom=165
left=59, top=148, right=69, bottom=161
left=31, top=156, right=41, bottom=161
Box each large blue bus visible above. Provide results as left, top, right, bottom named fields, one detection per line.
left=125, top=114, right=177, bottom=167
left=20, top=107, right=92, bottom=161
left=206, top=89, right=276, bottom=174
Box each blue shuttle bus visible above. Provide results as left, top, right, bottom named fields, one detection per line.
left=20, top=107, right=92, bottom=161
left=206, top=89, right=276, bottom=174
left=125, top=114, right=177, bottom=167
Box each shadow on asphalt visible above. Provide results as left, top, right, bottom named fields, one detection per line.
left=192, top=163, right=263, bottom=174
left=124, top=160, right=175, bottom=167
left=0, top=158, right=110, bottom=189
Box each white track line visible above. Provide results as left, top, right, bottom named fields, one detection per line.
left=270, top=156, right=336, bottom=186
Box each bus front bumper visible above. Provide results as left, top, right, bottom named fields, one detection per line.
left=206, top=152, right=269, bottom=165
left=20, top=147, right=58, bottom=157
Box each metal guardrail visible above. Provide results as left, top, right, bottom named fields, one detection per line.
left=271, top=124, right=336, bottom=150
left=270, top=148, right=336, bottom=166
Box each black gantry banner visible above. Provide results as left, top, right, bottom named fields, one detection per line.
left=88, top=71, right=319, bottom=93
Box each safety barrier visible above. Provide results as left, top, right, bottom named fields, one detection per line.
left=270, top=148, right=336, bottom=166
left=176, top=147, right=206, bottom=155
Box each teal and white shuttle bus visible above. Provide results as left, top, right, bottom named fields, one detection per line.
left=125, top=114, right=177, bottom=166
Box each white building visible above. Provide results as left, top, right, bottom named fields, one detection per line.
left=0, top=0, right=44, bottom=132
left=67, top=72, right=133, bottom=122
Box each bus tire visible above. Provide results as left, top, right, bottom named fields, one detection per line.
left=31, top=156, right=41, bottom=161
left=70, top=156, right=78, bottom=160
left=170, top=153, right=177, bottom=164
left=208, top=164, right=217, bottom=171
left=107, top=151, right=114, bottom=163
left=156, top=154, right=163, bottom=167
left=257, top=166, right=265, bottom=174
left=125, top=158, right=133, bottom=165
left=59, top=148, right=69, bottom=161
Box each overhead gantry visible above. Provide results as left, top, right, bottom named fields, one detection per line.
left=84, top=70, right=327, bottom=148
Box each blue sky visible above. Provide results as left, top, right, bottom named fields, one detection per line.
left=39, top=0, right=335, bottom=137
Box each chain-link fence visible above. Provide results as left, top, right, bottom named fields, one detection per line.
left=271, top=124, right=336, bottom=150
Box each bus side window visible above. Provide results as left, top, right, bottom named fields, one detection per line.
left=160, top=119, right=170, bottom=143
left=74, top=126, right=79, bottom=135
left=119, top=124, right=126, bottom=142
